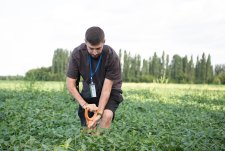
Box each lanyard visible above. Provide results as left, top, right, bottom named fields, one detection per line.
left=89, top=53, right=102, bottom=83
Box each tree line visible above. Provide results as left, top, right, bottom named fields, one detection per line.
left=1, top=48, right=224, bottom=84
left=119, top=49, right=225, bottom=84
left=24, top=48, right=69, bottom=81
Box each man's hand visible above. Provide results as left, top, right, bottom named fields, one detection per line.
left=89, top=114, right=102, bottom=128
left=84, top=103, right=98, bottom=112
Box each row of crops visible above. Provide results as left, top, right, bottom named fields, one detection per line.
left=0, top=81, right=225, bottom=150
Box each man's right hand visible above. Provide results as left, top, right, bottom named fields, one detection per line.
left=83, top=103, right=98, bottom=112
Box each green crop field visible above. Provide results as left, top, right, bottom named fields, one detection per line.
left=0, top=81, right=225, bottom=150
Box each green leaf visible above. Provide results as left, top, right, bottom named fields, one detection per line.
left=81, top=144, right=86, bottom=150
left=64, top=138, right=72, bottom=149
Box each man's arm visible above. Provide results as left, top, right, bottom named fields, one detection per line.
left=66, top=77, right=98, bottom=111
left=97, top=78, right=113, bottom=114
left=66, top=77, right=87, bottom=107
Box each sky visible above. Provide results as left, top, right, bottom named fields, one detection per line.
left=0, top=0, right=225, bottom=76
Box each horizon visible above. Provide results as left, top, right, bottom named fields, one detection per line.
left=0, top=49, right=219, bottom=76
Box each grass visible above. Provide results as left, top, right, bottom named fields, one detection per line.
left=0, top=80, right=225, bottom=150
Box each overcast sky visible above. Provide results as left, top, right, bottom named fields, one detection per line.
left=0, top=0, right=225, bottom=76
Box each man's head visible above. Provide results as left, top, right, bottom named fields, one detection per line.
left=85, top=26, right=105, bottom=58
left=85, top=26, right=105, bottom=45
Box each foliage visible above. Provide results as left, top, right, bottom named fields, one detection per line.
left=0, top=75, right=24, bottom=80
left=215, top=64, right=225, bottom=75
left=0, top=82, right=225, bottom=150
left=25, top=67, right=52, bottom=81
left=213, top=72, right=225, bottom=84
left=153, top=75, right=169, bottom=84
left=24, top=48, right=70, bottom=81
left=170, top=54, right=183, bottom=83
left=119, top=50, right=217, bottom=84
left=139, top=75, right=154, bottom=83
left=52, top=48, right=70, bottom=78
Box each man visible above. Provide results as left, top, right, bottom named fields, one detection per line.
left=66, top=26, right=123, bottom=129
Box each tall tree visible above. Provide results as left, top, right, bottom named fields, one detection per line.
left=142, top=59, right=149, bottom=76
left=195, top=56, right=201, bottom=83
left=200, top=53, right=207, bottom=83
left=129, top=55, right=137, bottom=81
left=182, top=55, right=188, bottom=82
left=206, top=54, right=213, bottom=83
left=136, top=54, right=141, bottom=80
left=161, top=51, right=166, bottom=77
left=170, top=55, right=183, bottom=83
left=166, top=54, right=170, bottom=78
left=187, top=55, right=195, bottom=83
left=122, top=50, right=129, bottom=81
left=52, top=48, right=69, bottom=79
left=149, top=57, right=152, bottom=75
left=151, top=52, right=161, bottom=78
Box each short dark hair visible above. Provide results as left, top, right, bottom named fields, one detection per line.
left=85, top=26, right=105, bottom=45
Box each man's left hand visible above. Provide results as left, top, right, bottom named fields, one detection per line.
left=89, top=114, right=101, bottom=128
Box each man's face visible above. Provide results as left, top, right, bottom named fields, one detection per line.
left=86, top=42, right=104, bottom=58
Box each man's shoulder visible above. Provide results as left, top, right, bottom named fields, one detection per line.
left=73, top=43, right=86, bottom=52
left=104, top=45, right=119, bottom=59
left=104, top=45, right=114, bottom=53
left=71, top=43, right=87, bottom=57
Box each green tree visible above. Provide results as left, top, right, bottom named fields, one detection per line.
left=213, top=64, right=225, bottom=84
left=182, top=55, right=188, bottom=82
left=165, top=54, right=170, bottom=78
left=200, top=53, right=207, bottom=83
left=122, top=50, right=130, bottom=82
left=52, top=48, right=70, bottom=80
left=149, top=57, right=152, bottom=75
left=25, top=67, right=52, bottom=81
left=129, top=55, right=136, bottom=82
left=215, top=64, right=225, bottom=75
left=187, top=55, right=195, bottom=83
left=161, top=51, right=166, bottom=77
left=195, top=56, right=201, bottom=83
left=142, top=59, right=149, bottom=76
left=170, top=55, right=183, bottom=83
left=136, top=54, right=141, bottom=81
left=151, top=52, right=161, bottom=78
left=206, top=54, right=213, bottom=83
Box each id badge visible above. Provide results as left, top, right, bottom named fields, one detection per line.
left=89, top=83, right=96, bottom=97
